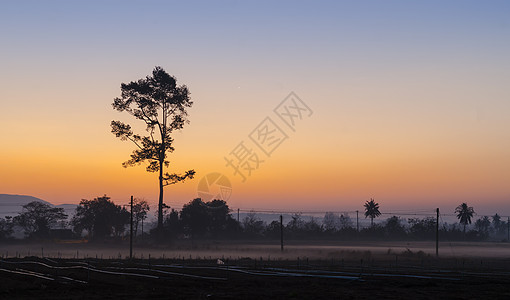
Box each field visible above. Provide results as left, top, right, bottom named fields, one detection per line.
left=1, top=240, right=510, bottom=299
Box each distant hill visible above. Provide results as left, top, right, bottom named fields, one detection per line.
left=0, top=194, right=77, bottom=219
left=0, top=194, right=52, bottom=206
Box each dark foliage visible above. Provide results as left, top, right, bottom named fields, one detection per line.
left=13, top=201, right=67, bottom=238
left=0, top=217, right=14, bottom=240
left=7, top=196, right=506, bottom=243
left=408, top=217, right=436, bottom=240
left=179, top=198, right=237, bottom=238
left=384, top=216, right=407, bottom=238
left=133, top=198, right=150, bottom=236
left=71, top=195, right=130, bottom=240
left=242, top=212, right=266, bottom=238
left=455, top=202, right=475, bottom=233
left=111, top=66, right=195, bottom=231
left=364, top=198, right=381, bottom=226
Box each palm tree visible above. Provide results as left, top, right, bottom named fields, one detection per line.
left=455, top=203, right=475, bottom=234
left=364, top=198, right=381, bottom=227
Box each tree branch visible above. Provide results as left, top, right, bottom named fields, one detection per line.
left=163, top=170, right=196, bottom=186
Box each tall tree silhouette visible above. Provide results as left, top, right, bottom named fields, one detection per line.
left=364, top=198, right=381, bottom=227
left=455, top=202, right=475, bottom=233
left=111, top=67, right=195, bottom=232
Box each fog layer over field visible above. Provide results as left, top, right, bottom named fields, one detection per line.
left=2, top=241, right=510, bottom=260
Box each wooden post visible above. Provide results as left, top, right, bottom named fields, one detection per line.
left=130, top=195, right=133, bottom=259
left=280, top=215, right=284, bottom=252
left=356, top=210, right=359, bottom=232
left=436, top=208, right=439, bottom=257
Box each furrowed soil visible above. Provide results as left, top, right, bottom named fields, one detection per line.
left=1, top=240, right=510, bottom=299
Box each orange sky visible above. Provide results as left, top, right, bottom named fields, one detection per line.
left=1, top=1, right=510, bottom=216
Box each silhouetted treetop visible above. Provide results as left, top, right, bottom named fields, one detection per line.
left=71, top=195, right=129, bottom=240
left=364, top=198, right=381, bottom=227
left=13, top=201, right=67, bottom=238
left=455, top=202, right=475, bottom=233
left=111, top=66, right=195, bottom=232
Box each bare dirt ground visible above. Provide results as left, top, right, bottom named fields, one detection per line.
left=1, top=240, right=510, bottom=299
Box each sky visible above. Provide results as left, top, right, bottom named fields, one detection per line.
left=1, top=0, right=510, bottom=217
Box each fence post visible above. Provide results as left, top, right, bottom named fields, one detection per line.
left=356, top=210, right=359, bottom=232
left=280, top=215, right=284, bottom=252
left=130, top=195, right=133, bottom=260
left=436, top=208, right=439, bottom=257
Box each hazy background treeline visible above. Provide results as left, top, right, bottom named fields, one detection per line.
left=0, top=195, right=508, bottom=243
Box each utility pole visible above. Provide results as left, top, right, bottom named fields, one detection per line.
left=436, top=208, right=439, bottom=257
left=280, top=215, right=284, bottom=252
left=130, top=195, right=133, bottom=260
left=507, top=217, right=509, bottom=242
left=356, top=210, right=359, bottom=232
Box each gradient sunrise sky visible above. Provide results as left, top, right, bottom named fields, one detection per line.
left=1, top=0, right=509, bottom=215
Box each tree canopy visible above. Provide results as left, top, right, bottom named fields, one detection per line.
left=13, top=201, right=67, bottom=238
left=180, top=198, right=235, bottom=238
left=0, top=217, right=14, bottom=240
left=364, top=198, right=381, bottom=226
left=111, top=66, right=195, bottom=232
left=71, top=195, right=129, bottom=240
left=455, top=202, right=475, bottom=233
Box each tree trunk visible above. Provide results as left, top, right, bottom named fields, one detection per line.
left=158, top=104, right=166, bottom=236
left=157, top=102, right=167, bottom=238
left=158, top=158, right=164, bottom=232
left=371, top=216, right=374, bottom=227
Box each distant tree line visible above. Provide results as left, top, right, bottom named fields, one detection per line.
left=0, top=198, right=508, bottom=243
left=0, top=201, right=67, bottom=239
